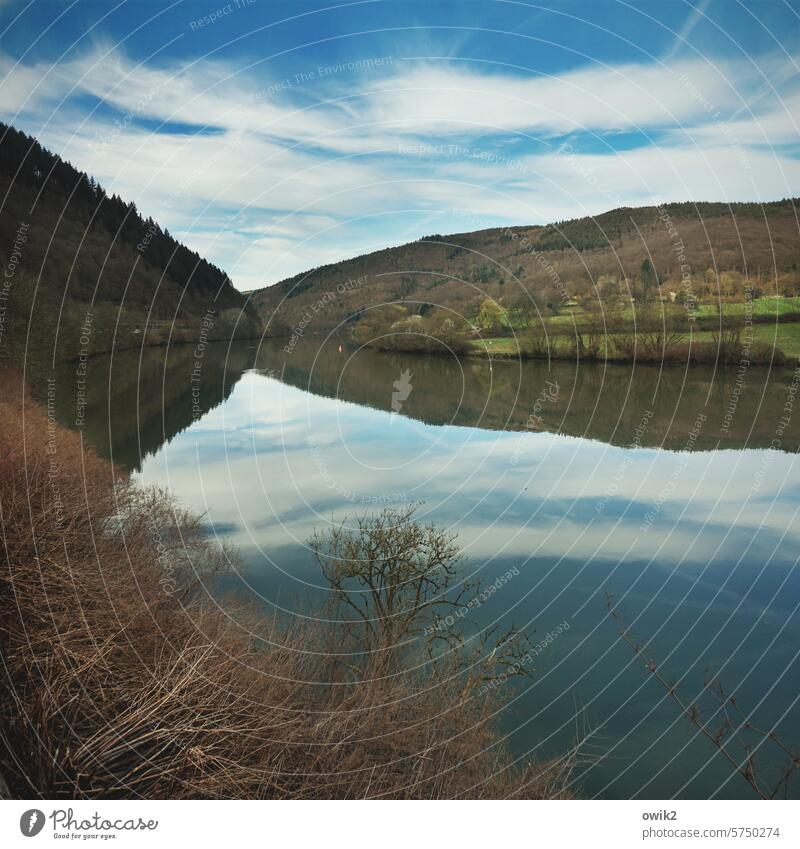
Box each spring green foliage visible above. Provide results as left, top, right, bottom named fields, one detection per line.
left=477, top=298, right=506, bottom=333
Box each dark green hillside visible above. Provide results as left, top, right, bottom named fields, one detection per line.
left=0, top=122, right=261, bottom=368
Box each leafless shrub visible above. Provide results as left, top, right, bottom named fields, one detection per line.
left=520, top=326, right=551, bottom=358
left=310, top=504, right=533, bottom=682
left=711, top=316, right=744, bottom=364
left=633, top=306, right=688, bottom=359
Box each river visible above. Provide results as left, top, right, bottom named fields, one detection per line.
left=48, top=337, right=800, bottom=799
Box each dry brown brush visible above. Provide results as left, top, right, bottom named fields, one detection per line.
left=0, top=370, right=572, bottom=799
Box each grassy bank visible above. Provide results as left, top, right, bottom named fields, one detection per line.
left=468, top=319, right=799, bottom=364
left=0, top=370, right=572, bottom=799
left=350, top=297, right=798, bottom=367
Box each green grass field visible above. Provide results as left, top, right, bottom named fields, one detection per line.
left=470, top=337, right=522, bottom=355
left=470, top=297, right=800, bottom=362
left=719, top=322, right=800, bottom=359
left=693, top=296, right=800, bottom=318
left=494, top=297, right=800, bottom=331
left=470, top=320, right=800, bottom=361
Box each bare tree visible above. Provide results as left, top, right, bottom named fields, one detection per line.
left=310, top=503, right=532, bottom=684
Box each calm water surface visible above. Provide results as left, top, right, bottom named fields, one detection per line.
left=51, top=339, right=800, bottom=799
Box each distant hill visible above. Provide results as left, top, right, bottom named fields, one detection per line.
left=0, top=122, right=261, bottom=367
left=251, top=199, right=800, bottom=333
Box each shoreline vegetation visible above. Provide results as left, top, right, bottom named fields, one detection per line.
left=0, top=368, right=576, bottom=799
left=351, top=298, right=800, bottom=367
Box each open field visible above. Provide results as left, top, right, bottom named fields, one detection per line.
left=469, top=316, right=800, bottom=362
left=498, top=296, right=800, bottom=329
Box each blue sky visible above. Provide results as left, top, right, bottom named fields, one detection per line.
left=1, top=0, right=799, bottom=290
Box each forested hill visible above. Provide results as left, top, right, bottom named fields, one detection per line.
left=0, top=122, right=262, bottom=371
left=0, top=121, right=251, bottom=314
left=250, top=198, right=800, bottom=333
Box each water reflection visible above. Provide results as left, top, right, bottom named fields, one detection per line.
left=46, top=337, right=799, bottom=468
left=47, top=341, right=254, bottom=470
left=45, top=338, right=800, bottom=799
left=264, top=338, right=800, bottom=452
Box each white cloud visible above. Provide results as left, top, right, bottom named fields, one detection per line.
left=359, top=58, right=741, bottom=135
left=3, top=45, right=798, bottom=289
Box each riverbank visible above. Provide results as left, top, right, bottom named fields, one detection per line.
left=0, top=368, right=572, bottom=800
left=464, top=319, right=799, bottom=366
left=352, top=297, right=800, bottom=367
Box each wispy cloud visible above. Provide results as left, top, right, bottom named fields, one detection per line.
left=662, top=0, right=713, bottom=62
